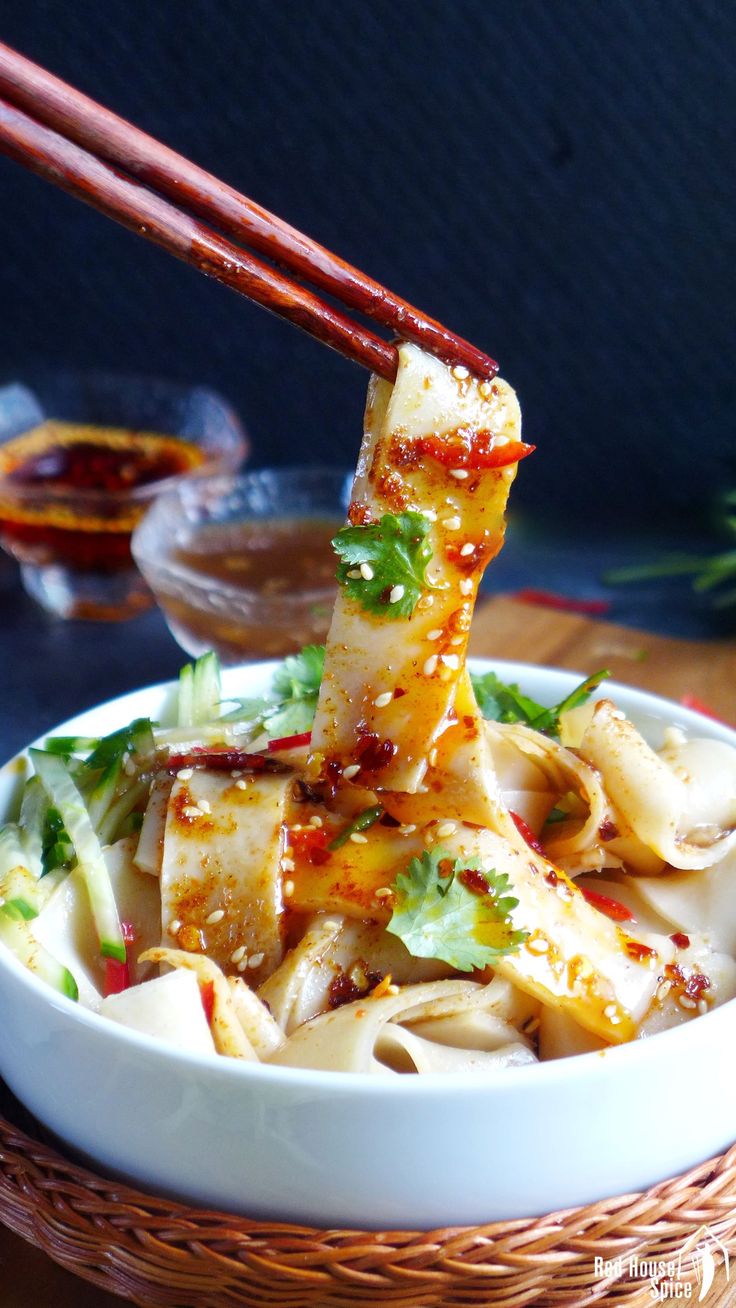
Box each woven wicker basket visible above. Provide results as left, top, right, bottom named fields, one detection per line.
left=1, top=1079, right=735, bottom=1308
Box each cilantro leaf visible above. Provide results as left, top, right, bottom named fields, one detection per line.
left=332, top=512, right=433, bottom=619
left=470, top=668, right=609, bottom=738
left=386, top=847, right=528, bottom=971
left=220, top=645, right=326, bottom=740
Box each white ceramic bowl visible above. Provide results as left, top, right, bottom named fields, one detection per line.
left=0, top=661, right=734, bottom=1229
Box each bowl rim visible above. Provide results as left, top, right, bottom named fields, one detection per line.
left=1, top=656, right=734, bottom=1099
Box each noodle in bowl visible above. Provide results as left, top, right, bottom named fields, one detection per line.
left=0, top=659, right=734, bottom=1229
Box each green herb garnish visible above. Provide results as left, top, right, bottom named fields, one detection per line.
left=328, top=804, right=384, bottom=850
left=386, top=847, right=527, bottom=971
left=470, top=668, right=609, bottom=738
left=223, top=644, right=326, bottom=740
left=332, top=512, right=433, bottom=619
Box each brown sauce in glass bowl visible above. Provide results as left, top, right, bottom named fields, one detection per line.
left=166, top=516, right=343, bottom=660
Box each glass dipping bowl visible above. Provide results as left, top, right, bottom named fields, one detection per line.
left=132, top=467, right=352, bottom=661
left=0, top=371, right=247, bottom=620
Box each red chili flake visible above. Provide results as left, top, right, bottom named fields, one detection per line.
left=515, top=588, right=612, bottom=615
left=393, top=687, right=407, bottom=699
left=416, top=428, right=535, bottom=471
left=625, top=940, right=657, bottom=962
left=670, top=932, right=691, bottom=949
left=347, top=499, right=374, bottom=526
left=510, top=810, right=545, bottom=855
left=598, top=819, right=620, bottom=842
left=680, top=694, right=731, bottom=726
left=199, top=979, right=215, bottom=1025
left=665, top=962, right=711, bottom=1000
left=289, top=826, right=331, bottom=865
left=267, top=731, right=312, bottom=752
left=545, top=869, right=559, bottom=887
left=167, top=749, right=288, bottom=773
left=459, top=868, right=491, bottom=896
left=354, top=725, right=398, bottom=773
left=581, top=888, right=635, bottom=923
left=328, top=968, right=384, bottom=1011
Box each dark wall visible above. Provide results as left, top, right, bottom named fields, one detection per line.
left=1, top=0, right=734, bottom=531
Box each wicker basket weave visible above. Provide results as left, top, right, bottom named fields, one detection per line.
left=1, top=1080, right=735, bottom=1308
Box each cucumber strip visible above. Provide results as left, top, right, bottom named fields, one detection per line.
left=178, top=652, right=222, bottom=727
left=18, top=777, right=46, bottom=877
left=0, top=907, right=78, bottom=1000
left=86, top=754, right=124, bottom=832
left=30, top=749, right=126, bottom=963
left=86, top=718, right=156, bottom=772
left=178, top=663, right=195, bottom=727
left=43, top=735, right=100, bottom=756
left=98, top=778, right=149, bottom=845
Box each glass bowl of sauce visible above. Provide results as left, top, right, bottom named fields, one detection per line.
left=0, top=372, right=247, bottom=619
left=132, top=467, right=352, bottom=661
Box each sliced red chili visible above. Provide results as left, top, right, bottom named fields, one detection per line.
left=267, top=731, right=313, bottom=752
left=103, top=958, right=130, bottom=997
left=515, top=588, right=611, bottom=615
left=510, top=810, right=545, bottom=856
left=670, top=932, right=691, bottom=949
left=680, top=694, right=730, bottom=725
left=167, top=749, right=287, bottom=773
left=582, top=887, right=635, bottom=923
left=417, top=429, right=535, bottom=471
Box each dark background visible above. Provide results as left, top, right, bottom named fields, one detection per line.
left=1, top=0, right=734, bottom=533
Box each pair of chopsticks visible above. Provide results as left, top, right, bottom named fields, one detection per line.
left=0, top=42, right=498, bottom=384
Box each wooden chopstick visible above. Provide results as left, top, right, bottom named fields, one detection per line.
left=0, top=41, right=499, bottom=382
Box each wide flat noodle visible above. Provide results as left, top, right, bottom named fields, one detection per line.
left=582, top=701, right=736, bottom=870
left=312, top=343, right=523, bottom=801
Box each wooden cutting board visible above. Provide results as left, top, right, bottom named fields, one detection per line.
left=1, top=600, right=734, bottom=1308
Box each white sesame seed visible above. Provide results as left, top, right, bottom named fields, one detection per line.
left=697, top=999, right=708, bottom=1015
left=347, top=568, right=362, bottom=579
left=450, top=635, right=464, bottom=646
left=230, top=945, right=247, bottom=964
left=283, top=879, right=295, bottom=898
left=206, top=909, right=225, bottom=925
left=678, top=995, right=697, bottom=1010
left=182, top=805, right=203, bottom=819
left=459, top=578, right=473, bottom=596
left=169, top=919, right=182, bottom=936
left=359, top=562, right=374, bottom=580
left=124, top=757, right=137, bottom=777
left=452, top=365, right=469, bottom=379
left=416, top=594, right=435, bottom=609
left=526, top=936, right=550, bottom=955
left=440, top=653, right=460, bottom=670
left=235, top=778, right=248, bottom=791
left=449, top=468, right=469, bottom=480
left=437, top=822, right=456, bottom=838
left=237, top=957, right=249, bottom=972
left=374, top=691, right=393, bottom=708
left=350, top=832, right=368, bottom=844
left=557, top=884, right=573, bottom=901
left=423, top=509, right=437, bottom=522
left=374, top=887, right=393, bottom=899
left=309, top=815, right=323, bottom=827
left=281, top=857, right=295, bottom=873
left=198, top=799, right=211, bottom=815
left=176, top=767, right=194, bottom=781
left=428, top=748, right=438, bottom=768
left=479, top=380, right=493, bottom=398
left=610, top=1015, right=621, bottom=1026
left=388, top=584, right=405, bottom=604
left=426, top=628, right=443, bottom=640
left=385, top=984, right=400, bottom=996
left=248, top=952, right=265, bottom=969
left=442, top=515, right=461, bottom=530
left=342, top=763, right=361, bottom=780
left=230, top=769, right=242, bottom=779
left=656, top=980, right=672, bottom=1002
left=604, top=1003, right=618, bottom=1018
left=423, top=654, right=439, bottom=676
left=460, top=542, right=475, bottom=557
